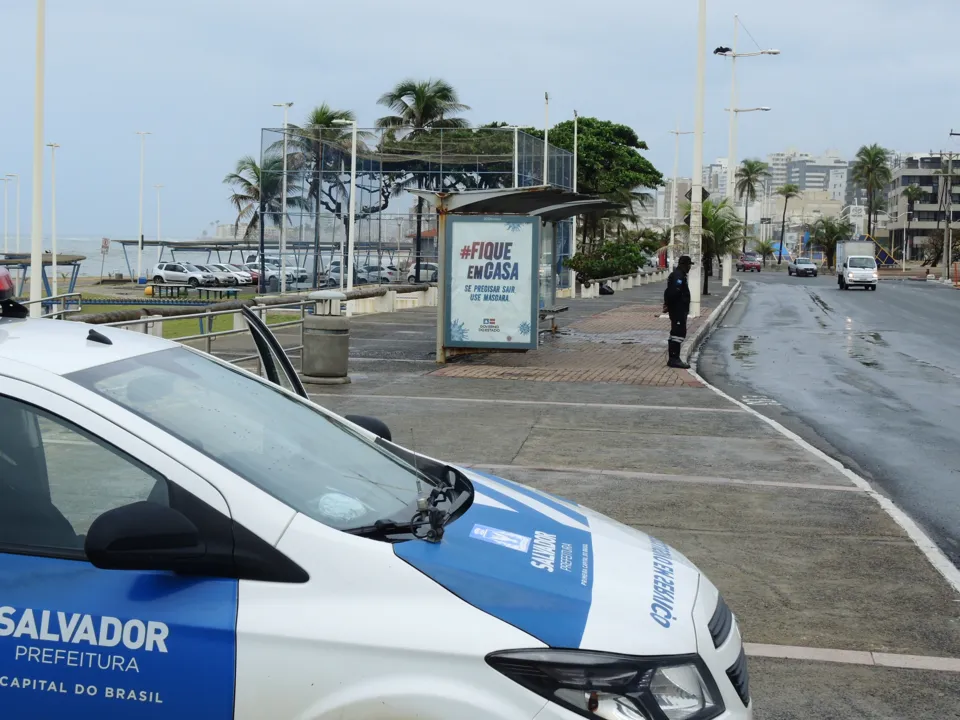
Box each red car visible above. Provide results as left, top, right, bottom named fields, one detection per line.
left=736, top=255, right=762, bottom=272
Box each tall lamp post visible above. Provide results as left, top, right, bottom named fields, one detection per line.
left=273, top=102, right=293, bottom=293
left=154, top=184, right=163, bottom=264
left=689, top=0, right=707, bottom=318
left=669, top=123, right=694, bottom=271
left=28, top=0, right=45, bottom=315
left=135, top=131, right=151, bottom=284
left=5, top=174, right=19, bottom=255
left=715, top=19, right=779, bottom=283
left=333, top=119, right=358, bottom=293
left=570, top=110, right=580, bottom=295
left=46, top=143, right=59, bottom=298
left=1, top=176, right=10, bottom=255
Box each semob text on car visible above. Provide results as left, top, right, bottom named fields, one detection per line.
left=838, top=256, right=878, bottom=290
left=0, top=266, right=751, bottom=720
left=734, top=255, right=762, bottom=273
left=151, top=262, right=216, bottom=287
left=787, top=257, right=818, bottom=277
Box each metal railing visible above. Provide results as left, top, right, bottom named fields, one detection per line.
left=20, top=292, right=83, bottom=319
left=104, top=298, right=315, bottom=370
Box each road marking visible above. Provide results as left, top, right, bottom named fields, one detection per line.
left=689, top=366, right=960, bottom=595
left=307, top=393, right=746, bottom=413
left=464, top=463, right=865, bottom=493
left=744, top=643, right=960, bottom=672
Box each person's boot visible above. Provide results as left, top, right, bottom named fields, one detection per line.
left=667, top=341, right=690, bottom=369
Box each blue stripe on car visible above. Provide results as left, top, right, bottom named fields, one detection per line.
left=396, top=477, right=593, bottom=649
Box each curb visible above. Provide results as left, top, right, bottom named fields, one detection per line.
left=680, top=280, right=742, bottom=364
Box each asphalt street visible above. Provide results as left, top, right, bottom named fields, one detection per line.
left=699, top=268, right=960, bottom=565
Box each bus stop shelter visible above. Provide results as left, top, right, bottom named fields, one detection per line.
left=410, top=186, right=620, bottom=363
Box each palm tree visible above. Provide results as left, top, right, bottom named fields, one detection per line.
left=287, top=104, right=356, bottom=282
left=900, top=184, right=924, bottom=262
left=810, top=216, right=855, bottom=267
left=681, top=198, right=743, bottom=295
left=775, top=184, right=801, bottom=264
left=377, top=79, right=470, bottom=281
left=851, top=144, right=892, bottom=237
left=734, top=160, right=770, bottom=254
left=755, top=239, right=775, bottom=267
left=223, top=154, right=302, bottom=240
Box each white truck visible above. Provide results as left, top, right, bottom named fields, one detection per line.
left=836, top=240, right=878, bottom=291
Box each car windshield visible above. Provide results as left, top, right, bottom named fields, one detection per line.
left=797, top=259, right=815, bottom=265
left=184, top=264, right=203, bottom=272
left=849, top=257, right=876, bottom=268
left=67, top=348, right=432, bottom=530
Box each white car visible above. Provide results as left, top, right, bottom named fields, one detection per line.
left=195, top=264, right=239, bottom=287
left=151, top=262, right=215, bottom=287
left=240, top=263, right=295, bottom=292
left=0, top=266, right=751, bottom=720
left=208, top=263, right=253, bottom=285
left=244, top=253, right=308, bottom=284
left=363, top=264, right=400, bottom=283
left=406, top=262, right=439, bottom=283
left=838, top=256, right=878, bottom=291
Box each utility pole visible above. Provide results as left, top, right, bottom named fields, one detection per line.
left=949, top=131, right=960, bottom=281
left=689, top=0, right=707, bottom=316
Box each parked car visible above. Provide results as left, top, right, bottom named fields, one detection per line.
left=231, top=263, right=259, bottom=286
left=241, top=263, right=294, bottom=292
left=324, top=261, right=373, bottom=287
left=244, top=253, right=309, bottom=283
left=208, top=263, right=253, bottom=285
left=363, top=264, right=400, bottom=283
left=735, top=255, right=762, bottom=273
left=151, top=262, right=215, bottom=287
left=406, top=262, right=439, bottom=283
left=788, top=257, right=819, bottom=277
left=195, top=264, right=238, bottom=286
left=0, top=272, right=753, bottom=720
left=838, top=255, right=878, bottom=291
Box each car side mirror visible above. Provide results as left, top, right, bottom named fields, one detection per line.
left=344, top=414, right=392, bottom=442
left=85, top=502, right=204, bottom=572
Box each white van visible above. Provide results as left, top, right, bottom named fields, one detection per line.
left=838, top=256, right=878, bottom=291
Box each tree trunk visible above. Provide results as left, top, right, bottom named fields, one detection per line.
left=415, top=190, right=424, bottom=283
left=742, top=198, right=750, bottom=254
left=778, top=199, right=789, bottom=264
left=702, top=253, right=711, bottom=295
left=866, top=183, right=874, bottom=237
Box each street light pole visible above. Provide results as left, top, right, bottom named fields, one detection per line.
left=725, top=16, right=739, bottom=203
left=513, top=125, right=519, bottom=188
left=154, top=184, right=163, bottom=264
left=274, top=102, right=293, bottom=293
left=135, top=131, right=151, bottom=284
left=571, top=110, right=579, bottom=294
left=689, top=0, right=707, bottom=317
left=4, top=174, right=19, bottom=255
left=334, top=119, right=358, bottom=293
left=1, top=177, right=8, bottom=255
left=29, top=0, right=45, bottom=316
left=670, top=123, right=694, bottom=271
left=47, top=143, right=59, bottom=298
left=543, top=92, right=550, bottom=185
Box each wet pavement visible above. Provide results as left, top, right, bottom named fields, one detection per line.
left=698, top=270, right=960, bottom=564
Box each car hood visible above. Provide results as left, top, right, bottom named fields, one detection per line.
left=394, top=469, right=701, bottom=655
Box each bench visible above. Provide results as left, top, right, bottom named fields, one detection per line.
left=196, top=286, right=240, bottom=301
left=538, top=305, right=569, bottom=334
left=149, top=283, right=191, bottom=299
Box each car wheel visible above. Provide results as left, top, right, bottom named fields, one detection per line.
left=813, top=273, right=817, bottom=277
left=153, top=276, right=164, bottom=283
left=188, top=278, right=199, bottom=288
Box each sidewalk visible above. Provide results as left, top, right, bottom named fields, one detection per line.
left=299, top=282, right=960, bottom=719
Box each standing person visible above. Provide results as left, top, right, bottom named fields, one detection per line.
left=662, top=255, right=693, bottom=369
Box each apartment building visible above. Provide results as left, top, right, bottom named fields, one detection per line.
left=886, top=152, right=960, bottom=260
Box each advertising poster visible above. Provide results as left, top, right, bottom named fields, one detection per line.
left=445, top=217, right=539, bottom=350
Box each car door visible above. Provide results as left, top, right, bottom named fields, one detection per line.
left=167, top=263, right=187, bottom=283
left=0, top=381, right=239, bottom=719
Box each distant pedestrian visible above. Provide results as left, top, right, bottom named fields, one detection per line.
left=662, top=255, right=693, bottom=369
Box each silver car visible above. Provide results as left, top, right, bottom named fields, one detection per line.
left=788, top=257, right=819, bottom=277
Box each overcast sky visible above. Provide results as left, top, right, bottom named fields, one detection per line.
left=2, top=0, right=958, bottom=238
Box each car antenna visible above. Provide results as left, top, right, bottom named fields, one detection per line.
left=410, top=426, right=424, bottom=498
left=87, top=328, right=113, bottom=346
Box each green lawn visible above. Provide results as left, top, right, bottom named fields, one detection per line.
left=74, top=295, right=298, bottom=339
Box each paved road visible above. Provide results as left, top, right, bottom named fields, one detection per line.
left=699, top=269, right=960, bottom=565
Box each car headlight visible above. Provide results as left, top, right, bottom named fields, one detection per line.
left=486, top=649, right=722, bottom=720
left=847, top=272, right=855, bottom=279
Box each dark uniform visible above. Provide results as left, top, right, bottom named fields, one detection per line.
left=663, top=256, right=693, bottom=369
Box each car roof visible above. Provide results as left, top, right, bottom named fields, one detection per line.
left=0, top=317, right=177, bottom=376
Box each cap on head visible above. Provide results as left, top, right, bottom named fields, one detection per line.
left=678, top=255, right=694, bottom=266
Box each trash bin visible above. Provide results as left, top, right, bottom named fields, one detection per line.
left=302, top=291, right=350, bottom=384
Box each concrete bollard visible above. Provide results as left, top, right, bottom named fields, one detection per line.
left=302, top=291, right=350, bottom=385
